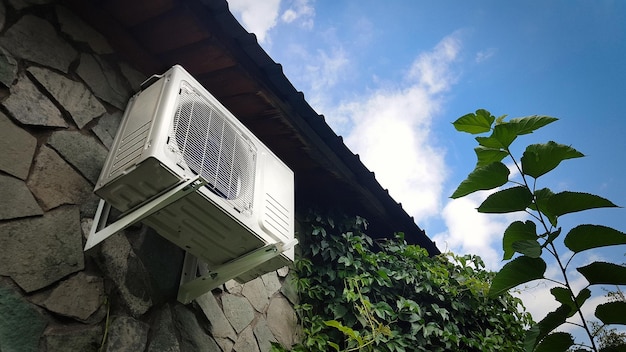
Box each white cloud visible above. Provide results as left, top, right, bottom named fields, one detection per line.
left=227, top=0, right=281, bottom=43
left=281, top=0, right=315, bottom=29
left=475, top=48, right=497, bottom=63
left=433, top=191, right=526, bottom=270
left=306, top=48, right=349, bottom=92
left=407, top=35, right=461, bottom=94
left=227, top=0, right=315, bottom=43
left=337, top=34, right=461, bottom=225
left=281, top=44, right=353, bottom=129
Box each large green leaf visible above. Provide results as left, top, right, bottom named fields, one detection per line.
left=512, top=240, right=542, bottom=258
left=475, top=135, right=503, bottom=149
left=478, top=186, right=533, bottom=213
left=525, top=305, right=571, bottom=351
left=452, top=109, right=494, bottom=134
left=547, top=192, right=620, bottom=218
left=325, top=320, right=362, bottom=344
left=488, top=256, right=546, bottom=297
left=524, top=325, right=541, bottom=352
left=474, top=146, right=509, bottom=167
left=521, top=141, right=584, bottom=178
left=577, top=262, right=626, bottom=285
left=492, top=123, right=520, bottom=148
left=503, top=221, right=537, bottom=260
left=475, top=123, right=519, bottom=149
left=534, top=332, right=574, bottom=352
left=572, top=288, right=592, bottom=318
left=595, top=301, right=626, bottom=325
left=564, top=224, right=626, bottom=253
left=529, top=188, right=558, bottom=227
left=450, top=162, right=510, bottom=199
left=508, top=115, right=558, bottom=135
left=550, top=287, right=591, bottom=318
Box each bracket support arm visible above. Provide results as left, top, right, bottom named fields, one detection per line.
left=84, top=176, right=204, bottom=251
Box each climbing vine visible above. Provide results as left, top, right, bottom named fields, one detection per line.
left=275, top=210, right=532, bottom=351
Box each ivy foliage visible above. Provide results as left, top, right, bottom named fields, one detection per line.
left=451, top=109, right=626, bottom=352
left=280, top=210, right=532, bottom=352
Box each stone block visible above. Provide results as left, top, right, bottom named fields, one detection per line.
left=147, top=304, right=181, bottom=352
left=0, top=14, right=76, bottom=72
left=0, top=206, right=84, bottom=292
left=56, top=5, right=113, bottom=54
left=77, top=53, right=131, bottom=110
left=48, top=130, right=108, bottom=184
left=0, top=111, right=37, bottom=180
left=172, top=304, right=221, bottom=352
left=30, top=272, right=104, bottom=321
left=43, top=323, right=102, bottom=352
left=119, top=62, right=147, bottom=92
left=225, top=279, right=243, bottom=294
left=91, top=111, right=122, bottom=149
left=28, top=66, right=106, bottom=129
left=266, top=296, right=297, bottom=348
left=280, top=274, right=299, bottom=306
left=261, top=271, right=282, bottom=298
left=27, top=145, right=92, bottom=211
left=2, top=74, right=67, bottom=128
left=277, top=266, right=290, bottom=278
left=0, top=174, right=42, bottom=220
left=214, top=337, right=234, bottom=352
left=254, top=317, right=278, bottom=352
left=243, top=277, right=270, bottom=312
left=105, top=316, right=149, bottom=352
left=196, top=292, right=236, bottom=340
left=0, top=279, right=48, bottom=352
left=96, top=232, right=153, bottom=317
left=222, top=293, right=255, bottom=334
left=0, top=46, right=17, bottom=87
left=233, top=325, right=260, bottom=352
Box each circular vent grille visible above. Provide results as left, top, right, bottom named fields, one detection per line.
left=170, top=84, right=256, bottom=212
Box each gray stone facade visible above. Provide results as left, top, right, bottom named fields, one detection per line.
left=0, top=2, right=299, bottom=351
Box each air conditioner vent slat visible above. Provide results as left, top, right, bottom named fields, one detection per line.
left=111, top=120, right=151, bottom=175
left=263, top=193, right=290, bottom=238
left=169, top=83, right=256, bottom=215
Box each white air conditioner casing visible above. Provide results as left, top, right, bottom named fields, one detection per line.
left=91, top=65, right=295, bottom=287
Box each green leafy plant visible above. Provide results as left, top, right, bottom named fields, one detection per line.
left=591, top=286, right=626, bottom=350
left=451, top=109, right=626, bottom=352
left=284, top=209, right=531, bottom=351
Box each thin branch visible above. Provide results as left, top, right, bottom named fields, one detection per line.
left=543, top=277, right=566, bottom=286
left=549, top=241, right=598, bottom=351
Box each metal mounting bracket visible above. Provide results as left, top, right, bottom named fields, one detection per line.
left=84, top=174, right=298, bottom=305
left=177, top=239, right=298, bottom=304
left=84, top=175, right=205, bottom=251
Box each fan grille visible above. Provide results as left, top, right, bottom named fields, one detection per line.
left=169, top=82, right=256, bottom=214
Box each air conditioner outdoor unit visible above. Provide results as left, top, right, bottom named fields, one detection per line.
left=84, top=65, right=297, bottom=304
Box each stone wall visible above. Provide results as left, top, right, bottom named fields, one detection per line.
left=0, top=1, right=299, bottom=351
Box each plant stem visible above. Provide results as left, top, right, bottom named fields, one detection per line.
left=548, top=241, right=598, bottom=352
left=511, top=148, right=598, bottom=351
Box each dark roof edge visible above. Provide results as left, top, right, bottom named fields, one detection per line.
left=198, top=0, right=439, bottom=255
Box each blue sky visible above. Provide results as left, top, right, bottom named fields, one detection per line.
left=226, top=0, right=626, bottom=338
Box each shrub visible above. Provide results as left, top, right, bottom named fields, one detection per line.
left=279, top=210, right=532, bottom=352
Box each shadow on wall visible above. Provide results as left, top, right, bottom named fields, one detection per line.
left=0, top=1, right=298, bottom=351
